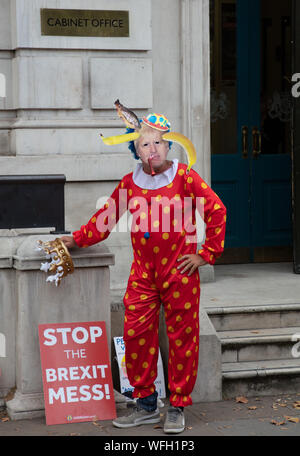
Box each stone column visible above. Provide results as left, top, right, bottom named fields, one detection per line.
left=6, top=234, right=114, bottom=420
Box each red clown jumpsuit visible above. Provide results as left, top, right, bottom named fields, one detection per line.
left=73, top=161, right=226, bottom=408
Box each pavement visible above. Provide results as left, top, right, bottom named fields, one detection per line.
left=1, top=393, right=300, bottom=441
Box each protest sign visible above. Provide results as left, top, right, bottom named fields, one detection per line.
left=114, top=336, right=166, bottom=398
left=39, top=321, right=116, bottom=425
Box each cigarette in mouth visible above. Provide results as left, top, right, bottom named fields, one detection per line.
left=148, top=155, right=156, bottom=176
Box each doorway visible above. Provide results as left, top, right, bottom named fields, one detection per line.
left=210, top=0, right=293, bottom=264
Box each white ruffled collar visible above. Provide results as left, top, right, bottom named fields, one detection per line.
left=132, top=159, right=179, bottom=190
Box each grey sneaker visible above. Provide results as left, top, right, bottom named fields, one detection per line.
left=164, top=406, right=185, bottom=434
left=112, top=405, right=160, bottom=428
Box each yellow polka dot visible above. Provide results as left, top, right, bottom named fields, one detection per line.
left=139, top=315, right=146, bottom=323
left=142, top=362, right=149, bottom=369
left=185, top=326, right=192, bottom=334
left=91, top=216, right=97, bottom=223
left=125, top=292, right=129, bottom=299
left=153, top=246, right=160, bottom=254
left=142, top=189, right=148, bottom=194
left=175, top=339, right=182, bottom=347
left=126, top=363, right=133, bottom=369
left=153, top=220, right=160, bottom=228
left=182, top=277, right=189, bottom=284
left=171, top=244, right=177, bottom=251
left=171, top=268, right=177, bottom=275
left=167, top=182, right=174, bottom=188
left=131, top=353, right=138, bottom=360
left=187, top=177, right=193, bottom=184
left=134, top=375, right=141, bottom=382
left=186, top=350, right=192, bottom=358
left=128, top=305, right=135, bottom=311
left=214, top=204, right=221, bottom=210
left=178, top=169, right=185, bottom=176
left=192, top=287, right=198, bottom=295
left=168, top=326, right=174, bottom=333
left=184, top=302, right=192, bottom=310
left=186, top=375, right=191, bottom=382
left=161, top=257, right=168, bottom=265
left=183, top=396, right=188, bottom=402
left=128, top=329, right=135, bottom=336
left=139, top=338, right=146, bottom=346
left=201, top=182, right=208, bottom=189
left=132, top=281, right=138, bottom=288
left=149, top=347, right=156, bottom=355
left=141, top=238, right=146, bottom=245
left=163, top=281, right=169, bottom=289
left=162, top=232, right=169, bottom=240
left=221, top=240, right=225, bottom=248
left=176, top=387, right=182, bottom=393
left=177, top=364, right=183, bottom=371
left=88, top=231, right=93, bottom=238
left=174, top=194, right=181, bottom=201
left=215, top=227, right=221, bottom=235
left=140, top=294, right=147, bottom=301
left=128, top=189, right=133, bottom=196
left=163, top=206, right=170, bottom=214
left=148, top=323, right=154, bottom=331
left=176, top=315, right=182, bottom=322
left=149, top=303, right=156, bottom=309
left=150, top=370, right=156, bottom=377
left=173, top=291, right=180, bottom=299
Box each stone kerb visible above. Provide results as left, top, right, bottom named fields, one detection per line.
left=5, top=234, right=114, bottom=420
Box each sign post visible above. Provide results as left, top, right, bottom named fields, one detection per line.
left=39, top=321, right=116, bottom=425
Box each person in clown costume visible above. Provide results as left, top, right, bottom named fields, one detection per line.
left=61, top=110, right=226, bottom=434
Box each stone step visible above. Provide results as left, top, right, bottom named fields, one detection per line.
left=222, top=359, right=300, bottom=398
left=207, top=304, right=300, bottom=332
left=220, top=326, right=300, bottom=363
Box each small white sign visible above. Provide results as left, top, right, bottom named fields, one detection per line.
left=114, top=336, right=166, bottom=398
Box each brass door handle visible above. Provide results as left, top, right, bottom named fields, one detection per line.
left=252, top=127, right=261, bottom=159
left=242, top=126, right=248, bottom=159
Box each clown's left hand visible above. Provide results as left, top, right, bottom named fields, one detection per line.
left=177, top=254, right=207, bottom=276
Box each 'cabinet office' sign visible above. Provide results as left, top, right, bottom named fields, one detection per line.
left=41, top=9, right=129, bottom=37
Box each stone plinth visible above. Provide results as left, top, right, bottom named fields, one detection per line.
left=5, top=234, right=114, bottom=420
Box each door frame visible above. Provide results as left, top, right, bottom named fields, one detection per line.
left=292, top=0, right=300, bottom=273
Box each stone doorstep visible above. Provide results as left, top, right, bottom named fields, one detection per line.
left=207, top=304, right=300, bottom=332
left=222, top=359, right=300, bottom=379
left=218, top=326, right=300, bottom=345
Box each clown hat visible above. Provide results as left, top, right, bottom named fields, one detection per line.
left=142, top=113, right=171, bottom=132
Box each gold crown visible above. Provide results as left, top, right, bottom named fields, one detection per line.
left=37, top=238, right=74, bottom=286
